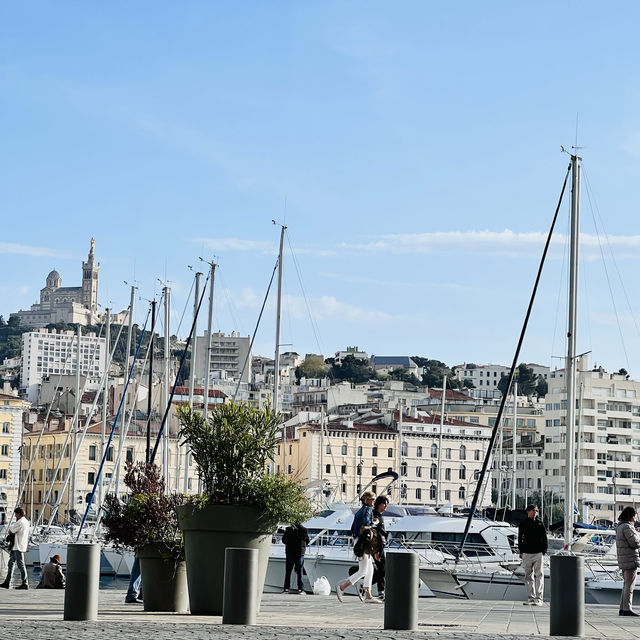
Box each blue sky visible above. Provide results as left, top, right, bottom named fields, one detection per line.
left=3, top=2, right=640, bottom=375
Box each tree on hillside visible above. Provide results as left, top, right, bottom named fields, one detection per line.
left=295, top=355, right=328, bottom=382
left=411, top=356, right=462, bottom=389
left=330, top=354, right=376, bottom=384
left=535, top=377, right=548, bottom=398
left=497, top=363, right=538, bottom=397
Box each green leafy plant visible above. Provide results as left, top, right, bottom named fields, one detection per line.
left=102, top=462, right=184, bottom=559
left=177, top=403, right=312, bottom=528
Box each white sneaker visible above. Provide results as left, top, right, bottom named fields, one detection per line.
left=533, top=600, right=544, bottom=606
left=357, top=587, right=365, bottom=603
left=335, top=585, right=344, bottom=602
left=366, top=597, right=383, bottom=604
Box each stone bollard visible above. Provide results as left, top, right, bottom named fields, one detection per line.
left=63, top=543, right=100, bottom=621
left=550, top=555, right=584, bottom=636
left=384, top=552, right=418, bottom=630
left=222, top=547, right=258, bottom=625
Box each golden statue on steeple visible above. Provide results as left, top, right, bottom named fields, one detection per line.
left=90, top=237, right=95, bottom=252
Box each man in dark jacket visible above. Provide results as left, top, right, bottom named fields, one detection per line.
left=518, top=504, right=547, bottom=606
left=282, top=522, right=310, bottom=594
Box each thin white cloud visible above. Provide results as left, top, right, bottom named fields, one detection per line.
left=0, top=242, right=71, bottom=258
left=195, top=237, right=336, bottom=257
left=339, top=230, right=640, bottom=259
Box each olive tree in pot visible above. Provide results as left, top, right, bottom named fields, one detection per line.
left=177, top=403, right=311, bottom=615
left=102, top=462, right=188, bottom=612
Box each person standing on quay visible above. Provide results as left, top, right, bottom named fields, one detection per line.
left=518, top=504, right=547, bottom=606
left=282, top=521, right=310, bottom=594
left=372, top=495, right=389, bottom=599
left=0, top=507, right=30, bottom=590
left=616, top=506, right=640, bottom=616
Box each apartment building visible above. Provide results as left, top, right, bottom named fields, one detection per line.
left=20, top=328, right=106, bottom=403
left=193, top=331, right=252, bottom=384
left=544, top=360, right=640, bottom=524
left=0, top=388, right=29, bottom=522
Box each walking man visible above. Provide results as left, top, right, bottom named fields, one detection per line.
left=1, top=507, right=31, bottom=589
left=282, top=521, right=309, bottom=594
left=372, top=495, right=389, bottom=599
left=518, top=504, right=547, bottom=606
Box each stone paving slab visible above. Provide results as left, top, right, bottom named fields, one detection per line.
left=0, top=589, right=638, bottom=639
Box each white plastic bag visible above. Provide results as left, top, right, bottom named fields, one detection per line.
left=313, top=575, right=331, bottom=596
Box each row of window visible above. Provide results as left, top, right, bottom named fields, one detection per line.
left=323, top=462, right=472, bottom=480
left=322, top=443, right=481, bottom=460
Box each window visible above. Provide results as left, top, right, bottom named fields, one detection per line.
left=445, top=468, right=451, bottom=481
left=287, top=465, right=292, bottom=474
left=400, top=484, right=407, bottom=499
left=474, top=449, right=481, bottom=461
left=459, top=465, right=466, bottom=480
left=325, top=464, right=331, bottom=473
left=88, top=445, right=96, bottom=461
left=401, top=441, right=408, bottom=456
left=341, top=444, right=347, bottom=455
left=106, top=446, right=114, bottom=462
left=126, top=447, right=134, bottom=463
left=430, top=464, right=437, bottom=480
left=416, top=446, right=423, bottom=457
left=416, top=466, right=422, bottom=478
left=401, top=462, right=408, bottom=476
left=416, top=488, right=422, bottom=500
left=460, top=445, right=466, bottom=460
left=445, top=448, right=452, bottom=459
left=372, top=446, right=378, bottom=457
left=289, top=445, right=292, bottom=455
left=277, top=445, right=281, bottom=455
left=388, top=448, right=393, bottom=457
left=2, top=422, right=9, bottom=434
left=444, top=490, right=451, bottom=501
left=341, top=483, right=346, bottom=493
left=429, top=485, right=436, bottom=500
left=342, top=464, right=347, bottom=474
left=459, top=486, right=465, bottom=500
left=87, top=472, right=95, bottom=484
left=0, top=469, right=6, bottom=480
left=372, top=466, right=378, bottom=476
left=326, top=444, right=331, bottom=454
left=0, top=445, right=8, bottom=456
left=357, top=446, right=363, bottom=456
left=431, top=444, right=438, bottom=458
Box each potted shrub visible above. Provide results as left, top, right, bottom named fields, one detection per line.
left=176, top=402, right=312, bottom=615
left=102, top=462, right=188, bottom=612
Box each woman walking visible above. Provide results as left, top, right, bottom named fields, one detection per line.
left=335, top=490, right=381, bottom=604
left=616, top=506, right=640, bottom=616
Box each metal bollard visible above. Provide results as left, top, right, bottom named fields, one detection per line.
left=63, top=543, right=100, bottom=621
left=222, top=547, right=258, bottom=625
left=384, top=552, right=418, bottom=630
left=550, top=555, right=584, bottom=636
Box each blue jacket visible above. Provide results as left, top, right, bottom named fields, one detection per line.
left=351, top=504, right=373, bottom=537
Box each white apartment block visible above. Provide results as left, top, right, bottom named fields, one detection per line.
left=21, top=329, right=106, bottom=403
left=194, top=331, right=251, bottom=385
left=454, top=363, right=550, bottom=400
left=544, top=360, right=640, bottom=525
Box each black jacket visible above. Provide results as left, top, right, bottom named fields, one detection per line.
left=518, top=517, right=548, bottom=554
left=282, top=524, right=310, bottom=557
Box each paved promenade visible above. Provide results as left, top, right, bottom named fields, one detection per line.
left=0, top=589, right=638, bottom=639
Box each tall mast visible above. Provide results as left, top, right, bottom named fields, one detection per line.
left=273, top=224, right=286, bottom=467
left=70, top=325, right=81, bottom=521
left=436, top=376, right=446, bottom=507
left=511, top=382, right=517, bottom=509
left=163, top=285, right=171, bottom=488
left=564, top=153, right=581, bottom=549
left=146, top=300, right=155, bottom=464
left=99, top=309, right=110, bottom=511
left=202, top=261, right=217, bottom=417
left=115, top=285, right=136, bottom=497
left=185, top=272, right=201, bottom=492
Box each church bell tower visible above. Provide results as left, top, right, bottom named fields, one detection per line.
left=82, top=237, right=100, bottom=311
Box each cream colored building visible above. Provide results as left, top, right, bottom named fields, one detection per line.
left=0, top=388, right=29, bottom=523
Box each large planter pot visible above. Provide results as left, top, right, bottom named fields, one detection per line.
left=177, top=504, right=273, bottom=615
left=137, top=543, right=189, bottom=612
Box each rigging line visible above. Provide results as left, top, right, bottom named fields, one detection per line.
left=149, top=268, right=212, bottom=465
left=37, top=320, right=122, bottom=531
left=457, top=163, right=571, bottom=560
left=17, top=317, right=112, bottom=529
left=173, top=276, right=196, bottom=339
left=75, top=308, right=152, bottom=540
left=582, top=170, right=631, bottom=371
left=217, top=268, right=244, bottom=335
left=231, top=258, right=280, bottom=403
left=583, top=169, right=640, bottom=359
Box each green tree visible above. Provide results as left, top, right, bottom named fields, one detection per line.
left=497, top=363, right=537, bottom=397
left=534, top=377, right=548, bottom=399
left=330, top=355, right=376, bottom=384
left=295, top=355, right=328, bottom=381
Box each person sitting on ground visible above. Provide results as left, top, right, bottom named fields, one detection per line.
left=37, top=554, right=65, bottom=589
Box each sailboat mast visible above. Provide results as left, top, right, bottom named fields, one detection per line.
left=163, top=285, right=171, bottom=489
left=202, top=261, right=216, bottom=418
left=273, top=224, right=286, bottom=466
left=146, top=300, right=155, bottom=464
left=70, top=325, right=81, bottom=522
left=564, top=153, right=581, bottom=548
left=99, top=308, right=110, bottom=510
left=436, top=376, right=446, bottom=507
left=185, top=271, right=201, bottom=492
left=511, top=382, right=517, bottom=509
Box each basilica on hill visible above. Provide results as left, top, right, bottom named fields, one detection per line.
left=11, top=239, right=101, bottom=328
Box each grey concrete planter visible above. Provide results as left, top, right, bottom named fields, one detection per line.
left=137, top=543, right=188, bottom=612
left=177, top=504, right=273, bottom=615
